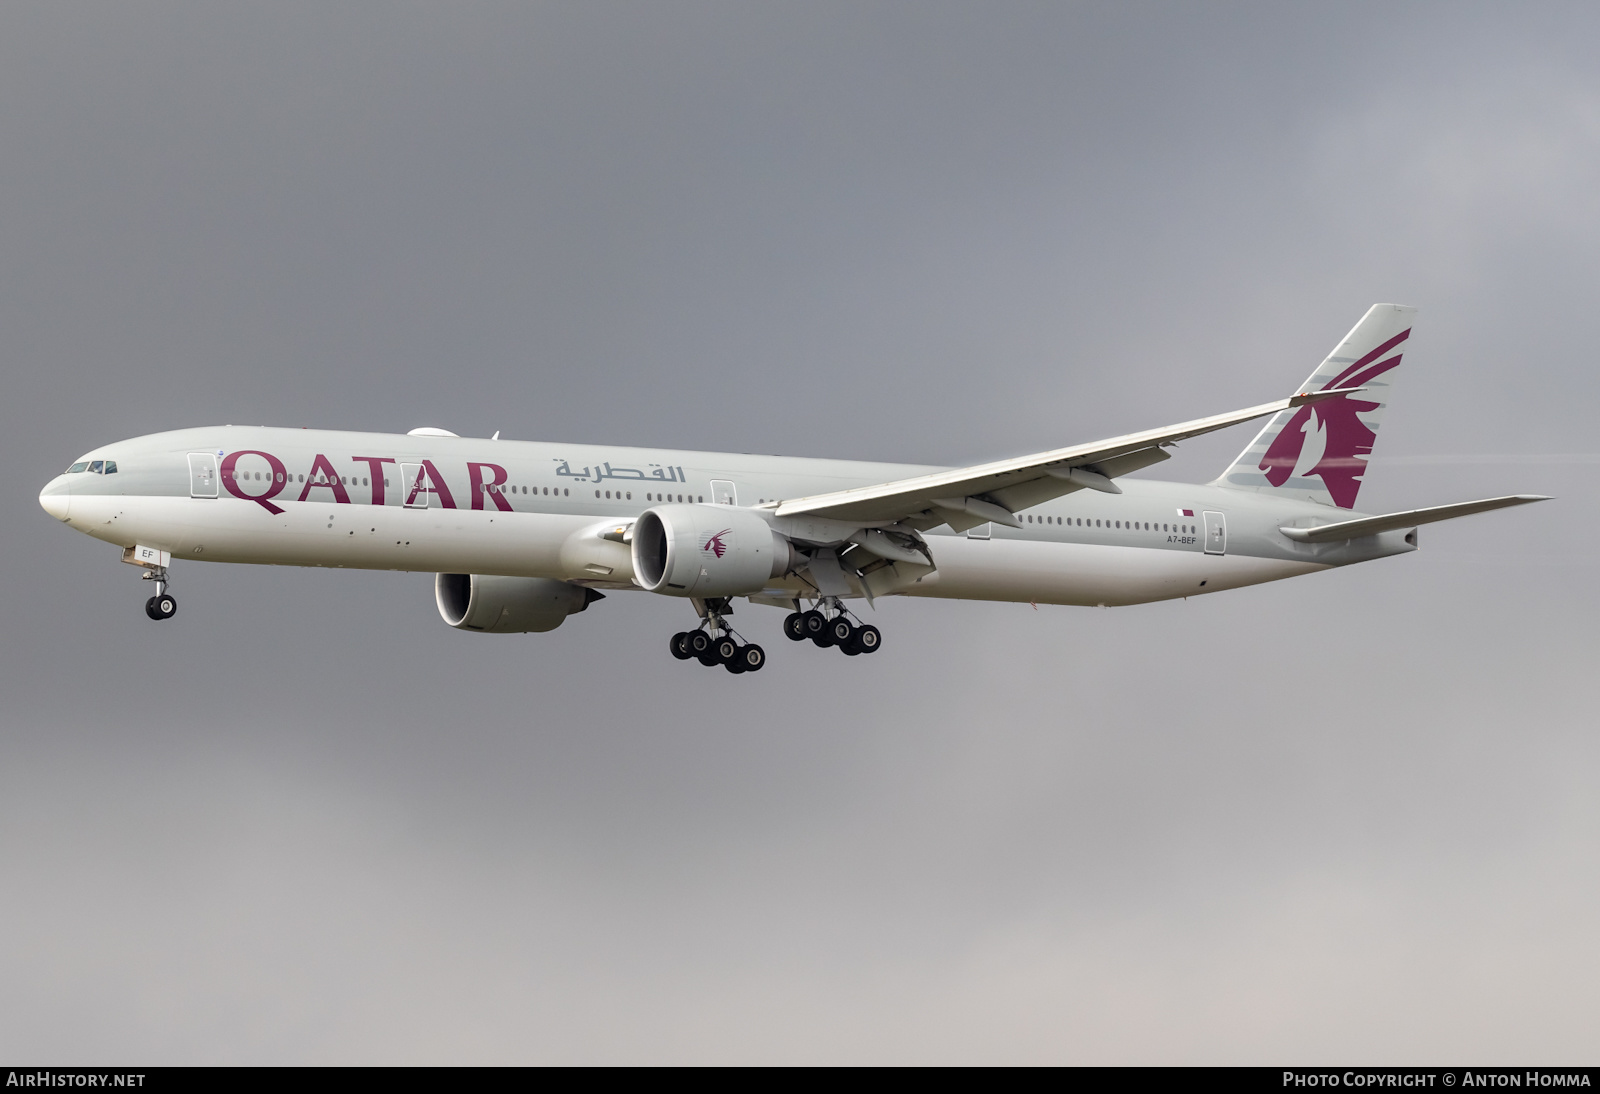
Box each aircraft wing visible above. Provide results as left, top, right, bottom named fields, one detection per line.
left=774, top=389, right=1362, bottom=530
left=1278, top=494, right=1552, bottom=543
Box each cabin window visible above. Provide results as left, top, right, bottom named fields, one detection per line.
left=626, top=492, right=632, bottom=500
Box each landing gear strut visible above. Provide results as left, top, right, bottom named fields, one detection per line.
left=142, top=567, right=177, bottom=621
left=670, top=597, right=766, bottom=674
left=784, top=597, right=880, bottom=656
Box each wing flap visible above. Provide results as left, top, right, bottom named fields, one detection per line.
left=1279, top=494, right=1551, bottom=542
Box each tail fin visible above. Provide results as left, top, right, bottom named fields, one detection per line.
left=1215, top=303, right=1416, bottom=509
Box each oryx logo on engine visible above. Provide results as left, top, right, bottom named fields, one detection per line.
left=702, top=529, right=732, bottom=558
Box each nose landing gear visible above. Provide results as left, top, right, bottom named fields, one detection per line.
left=142, top=567, right=177, bottom=620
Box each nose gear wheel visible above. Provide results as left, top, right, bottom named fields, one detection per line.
left=140, top=566, right=177, bottom=621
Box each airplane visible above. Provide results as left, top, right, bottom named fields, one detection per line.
left=38, top=304, right=1548, bottom=673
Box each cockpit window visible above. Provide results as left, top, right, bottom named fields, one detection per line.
left=89, top=461, right=104, bottom=474
left=103, top=461, right=117, bottom=474
left=67, top=462, right=89, bottom=473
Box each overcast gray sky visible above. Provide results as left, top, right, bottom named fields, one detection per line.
left=2, top=2, right=1597, bottom=1064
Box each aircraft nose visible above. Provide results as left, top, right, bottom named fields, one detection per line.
left=39, top=476, right=71, bottom=521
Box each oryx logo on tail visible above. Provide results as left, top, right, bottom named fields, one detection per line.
left=1216, top=303, right=1417, bottom=510
left=1257, top=328, right=1408, bottom=508
left=702, top=529, right=732, bottom=558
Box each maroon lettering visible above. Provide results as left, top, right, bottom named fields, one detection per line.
left=352, top=456, right=396, bottom=506
left=467, top=462, right=513, bottom=512
left=405, top=459, right=456, bottom=509
left=297, top=453, right=351, bottom=504
left=221, top=450, right=289, bottom=514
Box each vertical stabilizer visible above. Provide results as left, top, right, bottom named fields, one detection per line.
left=1214, top=303, right=1416, bottom=509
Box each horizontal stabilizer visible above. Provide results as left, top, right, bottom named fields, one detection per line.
left=1279, top=495, right=1551, bottom=543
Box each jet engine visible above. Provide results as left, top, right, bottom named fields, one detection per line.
left=435, top=573, right=602, bottom=633
left=631, top=504, right=797, bottom=598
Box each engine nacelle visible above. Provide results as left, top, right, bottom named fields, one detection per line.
left=435, top=573, right=600, bottom=633
left=631, top=504, right=796, bottom=598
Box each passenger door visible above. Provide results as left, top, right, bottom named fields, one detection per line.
left=710, top=479, right=737, bottom=506
left=188, top=453, right=218, bottom=498
left=1204, top=511, right=1227, bottom=555
left=401, top=463, right=430, bottom=508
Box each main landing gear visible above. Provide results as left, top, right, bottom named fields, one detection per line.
left=783, top=598, right=881, bottom=657
left=670, top=598, right=766, bottom=674
left=143, top=567, right=177, bottom=621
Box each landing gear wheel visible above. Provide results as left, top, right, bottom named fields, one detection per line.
left=145, top=594, right=177, bottom=621
left=829, top=618, right=855, bottom=646
left=736, top=643, right=765, bottom=673
left=688, top=630, right=719, bottom=666
left=713, top=636, right=739, bottom=664
left=853, top=624, right=881, bottom=654
left=801, top=610, right=829, bottom=645
left=783, top=612, right=808, bottom=642
left=670, top=632, right=693, bottom=660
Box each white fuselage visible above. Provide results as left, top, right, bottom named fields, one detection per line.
left=40, top=425, right=1414, bottom=609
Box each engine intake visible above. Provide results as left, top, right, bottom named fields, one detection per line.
left=632, top=504, right=796, bottom=598
left=435, top=573, right=601, bottom=633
